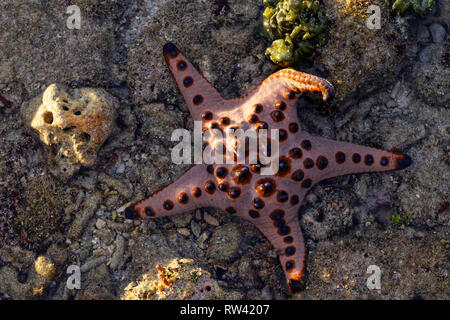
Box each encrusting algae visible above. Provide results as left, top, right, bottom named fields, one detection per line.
left=264, top=0, right=328, bottom=66
left=386, top=0, right=435, bottom=16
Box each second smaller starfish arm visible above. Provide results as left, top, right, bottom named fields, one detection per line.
left=297, top=134, right=412, bottom=184
left=127, top=164, right=224, bottom=219
left=163, top=43, right=229, bottom=121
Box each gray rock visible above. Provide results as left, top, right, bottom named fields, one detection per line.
left=373, top=204, right=394, bottom=228
left=191, top=220, right=202, bottom=238
left=429, top=23, right=446, bottom=43
left=206, top=223, right=242, bottom=264
left=417, top=24, right=431, bottom=43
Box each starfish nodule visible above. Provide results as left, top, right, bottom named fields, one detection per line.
left=125, top=43, right=411, bottom=293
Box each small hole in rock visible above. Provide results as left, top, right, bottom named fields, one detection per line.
left=63, top=126, right=76, bottom=133
left=205, top=286, right=211, bottom=292
left=63, top=105, right=69, bottom=111
left=62, top=168, right=67, bottom=172
left=80, top=132, right=91, bottom=142
left=73, top=110, right=81, bottom=116
left=43, top=112, right=53, bottom=124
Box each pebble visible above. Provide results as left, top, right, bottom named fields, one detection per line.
left=191, top=220, right=201, bottom=238
left=204, top=212, right=219, bottom=226
left=116, top=163, right=125, bottom=174
left=386, top=99, right=397, bottom=108
left=417, top=24, right=430, bottom=43
left=178, top=228, right=191, bottom=237
left=80, top=256, right=107, bottom=273
left=197, top=232, right=209, bottom=249
left=429, top=23, right=446, bottom=43
left=96, top=219, right=107, bottom=229
left=109, top=235, right=126, bottom=270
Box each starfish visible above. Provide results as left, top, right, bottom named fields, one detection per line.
left=125, top=43, right=411, bottom=293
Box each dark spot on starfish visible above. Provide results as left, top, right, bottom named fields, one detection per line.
left=396, top=154, right=412, bottom=169
left=277, top=191, right=288, bottom=202
left=202, top=111, right=212, bottom=121
left=228, top=187, right=241, bottom=199
left=177, top=60, right=187, bottom=71
left=301, top=140, right=312, bottom=150
left=207, top=165, right=214, bottom=174
left=336, top=152, right=346, bottom=164
left=285, top=260, right=295, bottom=271
left=210, top=122, right=220, bottom=130
left=253, top=104, right=263, bottom=113
left=145, top=207, right=155, bottom=217
left=178, top=193, right=188, bottom=204
left=248, top=114, right=259, bottom=123
left=352, top=153, right=361, bottom=163
left=380, top=157, right=389, bottom=166
left=163, top=200, right=174, bottom=210
left=271, top=110, right=285, bottom=122
left=219, top=117, right=230, bottom=125
left=125, top=207, right=139, bottom=219
left=279, top=225, right=291, bottom=235
left=193, top=95, right=203, bottom=105
left=279, top=129, right=288, bottom=141
left=253, top=198, right=265, bottom=209
left=364, top=154, right=374, bottom=166
left=163, top=43, right=178, bottom=57
left=277, top=157, right=291, bottom=177
left=289, top=279, right=304, bottom=293
left=284, top=236, right=293, bottom=244
left=192, top=187, right=202, bottom=198
left=275, top=219, right=286, bottom=228
left=249, top=210, right=260, bottom=219
left=257, top=122, right=268, bottom=131
left=316, top=156, right=328, bottom=170
left=226, top=207, right=236, bottom=214
left=255, top=178, right=276, bottom=197
left=290, top=195, right=299, bottom=205
left=291, top=169, right=304, bottom=182
left=231, top=165, right=252, bottom=184
left=270, top=209, right=284, bottom=221
left=284, top=89, right=296, bottom=99
left=216, top=167, right=228, bottom=179
left=302, top=179, right=312, bottom=189
left=274, top=100, right=287, bottom=110
left=218, top=182, right=228, bottom=192
left=304, top=158, right=314, bottom=169
left=204, top=181, right=216, bottom=194
left=289, top=148, right=302, bottom=159
left=183, top=76, right=193, bottom=87
left=289, top=123, right=299, bottom=133
left=250, top=163, right=262, bottom=173
left=285, top=246, right=296, bottom=256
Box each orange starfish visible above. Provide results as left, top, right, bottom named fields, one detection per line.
left=125, top=43, right=411, bottom=293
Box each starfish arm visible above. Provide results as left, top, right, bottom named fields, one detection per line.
left=125, top=164, right=242, bottom=220
left=300, top=134, right=412, bottom=183
left=266, top=69, right=335, bottom=103
left=249, top=203, right=307, bottom=294
left=231, top=69, right=335, bottom=129
left=163, top=43, right=228, bottom=121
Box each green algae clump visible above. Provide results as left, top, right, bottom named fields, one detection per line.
left=264, top=0, right=328, bottom=66
left=386, top=0, right=435, bottom=16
